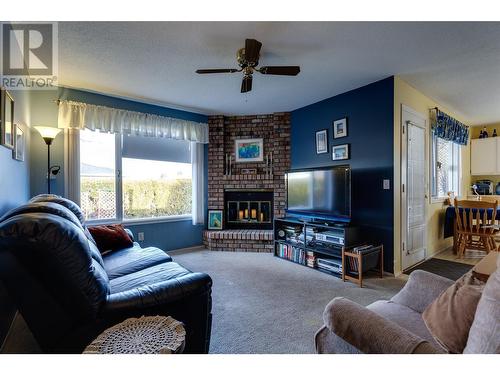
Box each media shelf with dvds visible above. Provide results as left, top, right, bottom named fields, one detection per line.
left=273, top=217, right=360, bottom=278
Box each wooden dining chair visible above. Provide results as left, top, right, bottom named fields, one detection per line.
left=454, top=198, right=499, bottom=258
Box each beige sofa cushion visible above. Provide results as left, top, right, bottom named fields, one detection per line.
left=422, top=273, right=485, bottom=353
left=464, top=255, right=500, bottom=354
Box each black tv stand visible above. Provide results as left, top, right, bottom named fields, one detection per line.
left=274, top=217, right=360, bottom=278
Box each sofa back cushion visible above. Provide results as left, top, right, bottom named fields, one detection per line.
left=0, top=202, right=82, bottom=228
left=422, top=272, right=485, bottom=353
left=464, top=256, right=500, bottom=353
left=30, top=194, right=86, bottom=224
left=28, top=194, right=98, bottom=246
left=0, top=211, right=109, bottom=319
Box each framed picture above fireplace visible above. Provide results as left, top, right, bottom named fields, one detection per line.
left=208, top=210, right=223, bottom=230
left=235, top=138, right=264, bottom=162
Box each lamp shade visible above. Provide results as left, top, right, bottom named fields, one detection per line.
left=34, top=126, right=62, bottom=140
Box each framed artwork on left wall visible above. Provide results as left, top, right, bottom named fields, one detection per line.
left=13, top=124, right=25, bottom=161
left=1, top=88, right=15, bottom=150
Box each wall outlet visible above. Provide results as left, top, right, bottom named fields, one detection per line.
left=138, top=232, right=145, bottom=241
left=383, top=179, right=390, bottom=190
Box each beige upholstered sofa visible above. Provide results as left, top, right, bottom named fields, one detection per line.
left=315, top=256, right=500, bottom=354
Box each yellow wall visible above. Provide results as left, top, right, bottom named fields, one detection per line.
left=469, top=123, right=500, bottom=189
left=470, top=123, right=500, bottom=139
left=393, top=77, right=471, bottom=275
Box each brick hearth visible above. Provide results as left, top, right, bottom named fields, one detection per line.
left=205, top=113, right=291, bottom=252
left=203, top=230, right=274, bottom=252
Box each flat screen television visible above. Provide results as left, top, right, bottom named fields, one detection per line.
left=286, top=166, right=351, bottom=221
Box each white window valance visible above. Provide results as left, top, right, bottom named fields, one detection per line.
left=57, top=100, right=208, bottom=144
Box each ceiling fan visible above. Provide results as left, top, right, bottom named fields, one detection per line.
left=196, top=38, right=300, bottom=93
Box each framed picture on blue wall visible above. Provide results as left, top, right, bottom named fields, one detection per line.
left=332, top=144, right=349, bottom=161
left=13, top=124, right=25, bottom=161
left=1, top=88, right=15, bottom=150
left=333, top=117, right=348, bottom=138
left=315, top=129, right=328, bottom=154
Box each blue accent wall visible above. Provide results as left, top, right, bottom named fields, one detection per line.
left=29, top=87, right=209, bottom=252
left=291, top=77, right=395, bottom=272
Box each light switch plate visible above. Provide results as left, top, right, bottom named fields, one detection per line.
left=383, top=179, right=390, bottom=190
left=138, top=232, right=145, bottom=241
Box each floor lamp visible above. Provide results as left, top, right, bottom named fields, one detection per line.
left=34, top=126, right=62, bottom=194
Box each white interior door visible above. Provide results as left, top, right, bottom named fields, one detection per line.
left=401, top=106, right=427, bottom=270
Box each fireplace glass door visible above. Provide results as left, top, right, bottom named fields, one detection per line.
left=225, top=190, right=273, bottom=229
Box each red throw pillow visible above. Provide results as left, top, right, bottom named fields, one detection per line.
left=88, top=224, right=133, bottom=253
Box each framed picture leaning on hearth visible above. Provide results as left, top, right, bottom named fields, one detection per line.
left=1, top=88, right=15, bottom=150
left=315, top=129, right=328, bottom=154
left=235, top=138, right=264, bottom=162
left=208, top=210, right=223, bottom=230
left=333, top=117, right=347, bottom=139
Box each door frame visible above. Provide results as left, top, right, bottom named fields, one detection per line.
left=400, top=104, right=428, bottom=271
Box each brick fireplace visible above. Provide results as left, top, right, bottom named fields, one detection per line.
left=204, top=113, right=291, bottom=252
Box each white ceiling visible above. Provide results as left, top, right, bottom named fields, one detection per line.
left=58, top=22, right=500, bottom=124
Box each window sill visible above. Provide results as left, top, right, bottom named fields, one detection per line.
left=86, top=215, right=192, bottom=226
left=430, top=197, right=447, bottom=204
left=124, top=215, right=192, bottom=226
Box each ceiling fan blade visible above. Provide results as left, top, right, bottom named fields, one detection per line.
left=245, top=39, right=262, bottom=65
left=196, top=69, right=239, bottom=74
left=258, top=66, right=300, bottom=76
left=241, top=75, right=253, bottom=93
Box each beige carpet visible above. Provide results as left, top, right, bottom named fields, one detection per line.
left=172, top=249, right=406, bottom=354
left=2, top=249, right=406, bottom=354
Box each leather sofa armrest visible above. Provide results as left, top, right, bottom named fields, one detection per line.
left=124, top=228, right=134, bottom=242
left=322, top=297, right=441, bottom=354
left=103, top=272, right=212, bottom=315
left=391, top=270, right=454, bottom=313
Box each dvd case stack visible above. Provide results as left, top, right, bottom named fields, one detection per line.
left=306, top=251, right=316, bottom=268
left=276, top=243, right=306, bottom=265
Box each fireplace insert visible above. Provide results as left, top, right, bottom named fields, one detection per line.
left=224, top=190, right=273, bottom=229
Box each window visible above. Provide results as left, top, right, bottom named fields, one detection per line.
left=122, top=159, right=192, bottom=220
left=430, top=134, right=461, bottom=201
left=80, top=130, right=117, bottom=221
left=80, top=129, right=192, bottom=223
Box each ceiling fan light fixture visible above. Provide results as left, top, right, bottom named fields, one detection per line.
left=195, top=38, right=300, bottom=93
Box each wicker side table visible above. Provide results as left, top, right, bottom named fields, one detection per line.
left=83, top=316, right=186, bottom=354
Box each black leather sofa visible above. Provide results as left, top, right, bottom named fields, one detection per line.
left=0, top=195, right=212, bottom=353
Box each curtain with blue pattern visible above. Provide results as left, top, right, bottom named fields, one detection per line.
left=431, top=109, right=469, bottom=145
